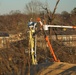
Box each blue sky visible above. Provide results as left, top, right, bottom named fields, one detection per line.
left=0, top=0, right=76, bottom=15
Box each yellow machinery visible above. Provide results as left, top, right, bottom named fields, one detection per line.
left=28, top=22, right=37, bottom=65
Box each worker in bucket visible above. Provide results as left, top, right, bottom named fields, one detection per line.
left=28, top=18, right=37, bottom=28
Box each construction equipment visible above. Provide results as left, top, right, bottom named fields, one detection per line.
left=37, top=18, right=60, bottom=62
left=28, top=21, right=37, bottom=65
left=43, top=25, right=76, bottom=30
left=27, top=0, right=76, bottom=64
left=37, top=18, right=76, bottom=62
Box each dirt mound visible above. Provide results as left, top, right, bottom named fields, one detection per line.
left=37, top=62, right=76, bottom=75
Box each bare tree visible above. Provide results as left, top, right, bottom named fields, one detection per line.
left=61, top=11, right=70, bottom=19
left=71, top=7, right=76, bottom=15
left=25, top=1, right=43, bottom=14
left=9, top=10, right=21, bottom=15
